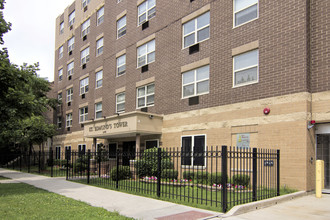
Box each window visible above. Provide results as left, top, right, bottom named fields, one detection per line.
left=117, top=16, right=126, bottom=38
left=67, top=88, right=73, bottom=103
left=234, top=0, right=258, bottom=27
left=57, top=117, right=62, bottom=129
left=69, top=10, right=75, bottom=26
left=68, top=37, right=75, bottom=53
left=183, top=12, right=210, bottom=48
left=116, top=54, right=126, bottom=76
left=95, top=102, right=102, bottom=119
left=233, top=49, right=258, bottom=87
left=117, top=0, right=122, bottom=3
left=66, top=113, right=72, bottom=128
left=78, top=144, right=86, bottom=157
left=137, top=84, right=154, bottom=108
left=60, top=22, right=64, bottom=34
left=55, top=146, right=61, bottom=159
left=57, top=93, right=62, bottom=103
left=182, top=65, right=209, bottom=98
left=67, top=61, right=74, bottom=77
left=97, top=7, right=104, bottom=25
left=146, top=140, right=159, bottom=149
left=96, top=38, right=104, bottom=56
left=95, top=70, right=103, bottom=88
left=138, top=0, right=156, bottom=26
left=81, top=47, right=90, bottom=65
left=181, top=135, right=205, bottom=166
left=109, top=143, right=117, bottom=159
left=58, top=69, right=63, bottom=81
left=79, top=107, right=88, bottom=123
left=116, top=92, right=125, bottom=113
left=82, top=0, right=90, bottom=8
left=80, top=77, right=89, bottom=94
left=59, top=46, right=64, bottom=59
left=137, top=39, right=155, bottom=67
left=81, top=19, right=90, bottom=37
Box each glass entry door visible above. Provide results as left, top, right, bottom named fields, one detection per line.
left=316, top=134, right=330, bottom=190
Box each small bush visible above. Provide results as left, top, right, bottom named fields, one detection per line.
left=161, top=169, right=178, bottom=180
left=110, top=166, right=131, bottom=181
left=182, top=171, right=194, bottom=180
left=208, top=172, right=224, bottom=185
left=231, top=174, right=250, bottom=187
left=73, top=156, right=89, bottom=173
left=195, top=171, right=209, bottom=184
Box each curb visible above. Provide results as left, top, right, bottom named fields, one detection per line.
left=220, top=191, right=309, bottom=218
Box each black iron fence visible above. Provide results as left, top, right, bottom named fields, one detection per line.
left=1, top=146, right=279, bottom=212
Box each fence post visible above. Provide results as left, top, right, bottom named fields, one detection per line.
left=38, top=151, right=41, bottom=173
left=252, top=148, right=258, bottom=201
left=20, top=151, right=22, bottom=171
left=157, top=148, right=162, bottom=198
left=277, top=149, right=280, bottom=196
left=221, top=145, right=228, bottom=213
left=27, top=151, right=30, bottom=173
left=50, top=147, right=53, bottom=177
left=66, top=149, right=69, bottom=180
left=87, top=150, right=91, bottom=184
left=116, top=149, right=119, bottom=189
left=98, top=152, right=101, bottom=178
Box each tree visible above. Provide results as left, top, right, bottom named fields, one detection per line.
left=0, top=0, right=57, bottom=152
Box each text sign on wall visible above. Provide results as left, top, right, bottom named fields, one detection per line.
left=264, top=160, right=274, bottom=167
left=236, top=133, right=250, bottom=149
left=88, top=121, right=128, bottom=132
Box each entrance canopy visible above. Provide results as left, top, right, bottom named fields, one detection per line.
left=82, top=111, right=163, bottom=139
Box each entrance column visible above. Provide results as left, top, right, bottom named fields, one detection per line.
left=93, top=138, right=97, bottom=152
left=136, top=133, right=141, bottom=155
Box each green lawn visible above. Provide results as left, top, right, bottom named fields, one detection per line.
left=0, top=176, right=9, bottom=180
left=72, top=178, right=295, bottom=212
left=0, top=183, right=133, bottom=220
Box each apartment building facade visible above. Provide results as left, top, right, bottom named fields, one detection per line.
left=51, top=0, right=330, bottom=191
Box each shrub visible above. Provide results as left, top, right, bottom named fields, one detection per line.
left=195, top=171, right=209, bottom=184
left=73, top=156, right=89, bottom=173
left=208, top=172, right=224, bottom=185
left=182, top=171, right=194, bottom=180
left=161, top=169, right=178, bottom=180
left=231, top=174, right=250, bottom=187
left=135, top=148, right=173, bottom=177
left=110, top=166, right=131, bottom=181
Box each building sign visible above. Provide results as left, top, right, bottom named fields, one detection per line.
left=236, top=133, right=250, bottom=149
left=88, top=121, right=128, bottom=132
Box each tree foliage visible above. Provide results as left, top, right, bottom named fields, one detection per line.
left=0, top=0, right=57, bottom=152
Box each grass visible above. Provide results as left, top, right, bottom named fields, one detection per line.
left=0, top=183, right=133, bottom=220
left=0, top=176, right=9, bottom=180
left=72, top=178, right=295, bottom=212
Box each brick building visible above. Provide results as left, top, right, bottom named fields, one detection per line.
left=51, top=0, right=330, bottom=191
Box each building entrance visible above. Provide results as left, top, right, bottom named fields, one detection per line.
left=316, top=134, right=330, bottom=191
left=123, top=141, right=136, bottom=166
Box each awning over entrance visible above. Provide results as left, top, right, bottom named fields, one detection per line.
left=82, top=111, right=163, bottom=139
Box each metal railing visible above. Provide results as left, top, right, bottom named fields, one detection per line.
left=1, top=146, right=279, bottom=212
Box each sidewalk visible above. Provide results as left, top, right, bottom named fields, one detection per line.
left=1, top=168, right=330, bottom=220
left=0, top=168, right=221, bottom=220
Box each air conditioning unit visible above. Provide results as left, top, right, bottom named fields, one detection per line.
left=70, top=25, right=73, bottom=30
left=141, top=65, right=149, bottom=73
left=82, top=64, right=86, bottom=69
left=189, top=43, right=200, bottom=54
left=142, top=21, right=149, bottom=30
left=67, top=102, right=71, bottom=107
left=68, top=75, right=72, bottom=80
left=81, top=94, right=85, bottom=99
left=84, top=6, right=88, bottom=12
left=141, top=107, right=148, bottom=112
left=83, top=35, right=87, bottom=41
left=67, top=127, right=71, bottom=131
left=69, top=51, right=72, bottom=56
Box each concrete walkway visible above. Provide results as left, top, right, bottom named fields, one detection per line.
left=0, top=168, right=220, bottom=220
left=1, top=168, right=330, bottom=220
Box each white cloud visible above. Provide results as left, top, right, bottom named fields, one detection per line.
left=3, top=0, right=74, bottom=82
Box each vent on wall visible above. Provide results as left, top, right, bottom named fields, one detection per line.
left=142, top=21, right=149, bottom=30
left=189, top=43, right=199, bottom=54
left=189, top=96, right=199, bottom=106
left=141, top=65, right=149, bottom=73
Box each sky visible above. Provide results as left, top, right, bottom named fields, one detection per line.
left=3, top=0, right=75, bottom=82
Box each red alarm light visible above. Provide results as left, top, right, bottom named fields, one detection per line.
left=263, top=108, right=270, bottom=115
